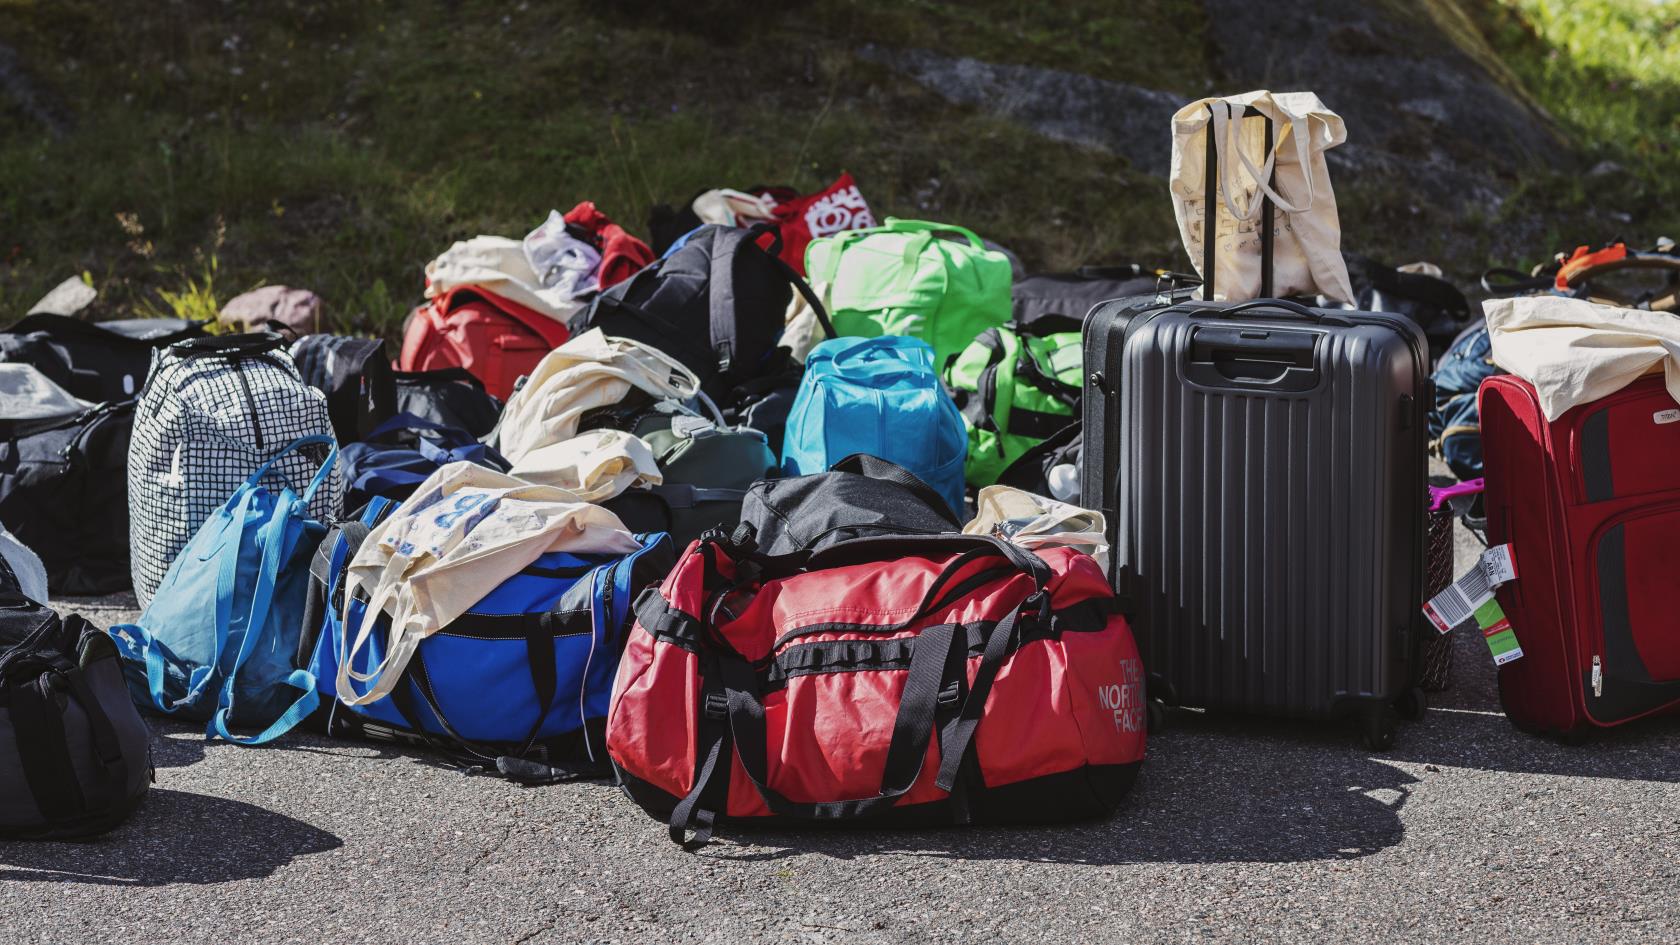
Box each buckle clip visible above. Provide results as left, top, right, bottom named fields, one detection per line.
left=937, top=680, right=963, bottom=708
left=703, top=691, right=729, bottom=720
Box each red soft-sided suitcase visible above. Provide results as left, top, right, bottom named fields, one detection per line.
left=1480, top=373, right=1680, bottom=737
left=395, top=287, right=570, bottom=401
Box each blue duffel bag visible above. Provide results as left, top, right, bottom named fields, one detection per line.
left=338, top=412, right=509, bottom=510
left=302, top=498, right=675, bottom=781
left=781, top=335, right=967, bottom=517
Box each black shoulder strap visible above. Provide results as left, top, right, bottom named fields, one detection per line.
left=744, top=223, right=836, bottom=340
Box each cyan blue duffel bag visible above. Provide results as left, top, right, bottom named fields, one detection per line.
left=302, top=497, right=675, bottom=781
left=781, top=335, right=967, bottom=517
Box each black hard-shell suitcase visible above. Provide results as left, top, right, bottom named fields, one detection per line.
left=1080, top=294, right=1430, bottom=748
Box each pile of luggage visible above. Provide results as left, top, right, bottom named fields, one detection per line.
left=4, top=90, right=1679, bottom=846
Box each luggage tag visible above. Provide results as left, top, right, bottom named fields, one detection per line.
left=1423, top=543, right=1522, bottom=665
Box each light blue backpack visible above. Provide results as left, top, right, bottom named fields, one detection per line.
left=109, top=435, right=337, bottom=745
left=782, top=336, right=967, bottom=516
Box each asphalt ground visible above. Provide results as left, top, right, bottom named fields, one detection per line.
left=4, top=478, right=1678, bottom=944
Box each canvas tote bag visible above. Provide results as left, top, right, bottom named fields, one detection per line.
left=336, top=463, right=641, bottom=705
left=494, top=329, right=702, bottom=466
left=507, top=428, right=663, bottom=501
left=963, top=485, right=1110, bottom=572
left=1485, top=295, right=1680, bottom=420
left=1170, top=90, right=1355, bottom=304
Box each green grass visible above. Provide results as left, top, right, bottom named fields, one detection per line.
left=0, top=0, right=1186, bottom=334
left=0, top=0, right=1675, bottom=335
left=1492, top=0, right=1680, bottom=166
left=1470, top=0, right=1680, bottom=269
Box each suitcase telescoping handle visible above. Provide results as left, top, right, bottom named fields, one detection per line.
left=1201, top=103, right=1276, bottom=300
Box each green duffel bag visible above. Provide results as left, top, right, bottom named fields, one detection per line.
left=945, top=314, right=1084, bottom=487
left=805, top=217, right=1012, bottom=369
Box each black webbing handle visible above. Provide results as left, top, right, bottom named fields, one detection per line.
left=1202, top=103, right=1275, bottom=299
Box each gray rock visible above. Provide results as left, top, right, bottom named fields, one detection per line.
left=857, top=44, right=1183, bottom=176
left=862, top=0, right=1566, bottom=222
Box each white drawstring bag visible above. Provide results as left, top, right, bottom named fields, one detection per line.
left=522, top=209, right=604, bottom=299
left=1486, top=295, right=1680, bottom=420
left=508, top=428, right=663, bottom=501
left=963, top=486, right=1110, bottom=572
left=691, top=189, right=779, bottom=228
left=425, top=235, right=587, bottom=324
left=336, top=462, right=641, bottom=705
left=1170, top=90, right=1355, bottom=304
left=495, top=329, right=703, bottom=466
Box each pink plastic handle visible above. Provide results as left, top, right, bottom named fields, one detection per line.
left=1429, top=478, right=1484, bottom=512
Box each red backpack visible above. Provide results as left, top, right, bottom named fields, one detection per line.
left=608, top=534, right=1145, bottom=845
left=394, top=287, right=569, bottom=401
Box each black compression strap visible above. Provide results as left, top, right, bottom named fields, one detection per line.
left=10, top=674, right=85, bottom=824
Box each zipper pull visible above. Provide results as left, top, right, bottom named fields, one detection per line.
left=1591, top=655, right=1603, bottom=698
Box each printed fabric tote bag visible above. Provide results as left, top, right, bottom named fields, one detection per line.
left=1169, top=90, right=1355, bottom=303
left=109, top=435, right=338, bottom=745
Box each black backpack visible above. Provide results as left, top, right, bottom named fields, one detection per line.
left=0, top=401, right=135, bottom=595
left=290, top=334, right=397, bottom=445
left=392, top=368, right=503, bottom=439
left=0, top=564, right=152, bottom=840
left=736, top=453, right=961, bottom=556
left=0, top=314, right=206, bottom=403
left=719, top=347, right=804, bottom=457
left=576, top=224, right=834, bottom=398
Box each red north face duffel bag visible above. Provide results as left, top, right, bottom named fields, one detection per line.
left=607, top=534, right=1146, bottom=844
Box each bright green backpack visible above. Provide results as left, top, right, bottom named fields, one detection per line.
left=945, top=314, right=1084, bottom=487
left=804, top=218, right=1013, bottom=368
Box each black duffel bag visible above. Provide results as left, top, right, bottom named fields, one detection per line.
left=0, top=314, right=205, bottom=403
left=0, top=400, right=136, bottom=595
left=1, top=564, right=152, bottom=839
left=736, top=453, right=961, bottom=555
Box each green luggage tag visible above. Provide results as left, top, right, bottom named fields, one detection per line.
left=1472, top=597, right=1524, bottom=666
left=1423, top=543, right=1523, bottom=665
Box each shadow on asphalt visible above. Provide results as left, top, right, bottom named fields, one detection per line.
left=0, top=789, right=341, bottom=886
left=701, top=626, right=1680, bottom=866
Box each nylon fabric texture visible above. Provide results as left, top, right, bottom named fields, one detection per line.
left=805, top=217, right=1013, bottom=369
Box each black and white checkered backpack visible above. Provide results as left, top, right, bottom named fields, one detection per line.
left=127, top=332, right=344, bottom=605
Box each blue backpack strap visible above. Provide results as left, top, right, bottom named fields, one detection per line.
left=206, top=439, right=339, bottom=745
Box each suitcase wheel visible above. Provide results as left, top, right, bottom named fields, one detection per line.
left=1395, top=686, right=1428, bottom=722
left=1360, top=707, right=1397, bottom=752
left=1146, top=699, right=1167, bottom=734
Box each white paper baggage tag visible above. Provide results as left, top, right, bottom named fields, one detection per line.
left=1423, top=543, right=1517, bottom=634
